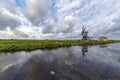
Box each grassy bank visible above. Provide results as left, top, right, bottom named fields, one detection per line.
left=0, top=40, right=120, bottom=52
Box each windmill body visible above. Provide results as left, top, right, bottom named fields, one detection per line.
left=81, top=26, right=90, bottom=41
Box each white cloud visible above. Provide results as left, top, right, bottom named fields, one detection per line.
left=23, top=0, right=51, bottom=25
left=58, top=0, right=82, bottom=12
left=0, top=27, right=15, bottom=39
left=65, top=15, right=78, bottom=26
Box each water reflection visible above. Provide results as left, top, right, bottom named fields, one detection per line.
left=99, top=44, right=108, bottom=48
left=0, top=43, right=120, bottom=80
left=81, top=44, right=107, bottom=58
left=82, top=46, right=88, bottom=58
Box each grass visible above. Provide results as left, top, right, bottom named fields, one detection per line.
left=0, top=39, right=120, bottom=52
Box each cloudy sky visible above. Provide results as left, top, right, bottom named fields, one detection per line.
left=0, top=0, right=120, bottom=39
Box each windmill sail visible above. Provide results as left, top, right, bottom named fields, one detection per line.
left=81, top=25, right=91, bottom=41
left=81, top=26, right=86, bottom=36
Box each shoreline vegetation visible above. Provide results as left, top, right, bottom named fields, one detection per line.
left=0, top=40, right=120, bottom=52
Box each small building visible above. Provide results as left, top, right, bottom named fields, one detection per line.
left=98, top=36, right=108, bottom=41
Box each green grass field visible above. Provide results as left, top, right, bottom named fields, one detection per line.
left=0, top=40, right=120, bottom=52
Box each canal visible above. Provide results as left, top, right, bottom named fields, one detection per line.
left=0, top=43, right=120, bottom=80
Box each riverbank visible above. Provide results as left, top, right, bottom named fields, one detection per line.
left=0, top=40, right=120, bottom=52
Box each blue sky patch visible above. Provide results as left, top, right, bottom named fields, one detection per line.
left=16, top=0, right=27, bottom=8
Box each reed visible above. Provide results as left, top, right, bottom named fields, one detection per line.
left=0, top=40, right=119, bottom=52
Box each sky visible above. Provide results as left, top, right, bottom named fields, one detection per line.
left=0, top=0, right=120, bottom=40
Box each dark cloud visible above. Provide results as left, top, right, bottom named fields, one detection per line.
left=105, top=18, right=120, bottom=38
left=42, top=19, right=55, bottom=33
left=0, top=9, right=21, bottom=30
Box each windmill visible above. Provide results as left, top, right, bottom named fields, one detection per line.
left=81, top=26, right=91, bottom=41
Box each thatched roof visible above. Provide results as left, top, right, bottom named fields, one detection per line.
left=98, top=36, right=108, bottom=41
left=99, top=36, right=108, bottom=39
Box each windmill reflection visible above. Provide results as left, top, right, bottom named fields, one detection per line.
left=82, top=46, right=88, bottom=58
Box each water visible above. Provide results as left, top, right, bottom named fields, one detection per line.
left=0, top=43, right=120, bottom=80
